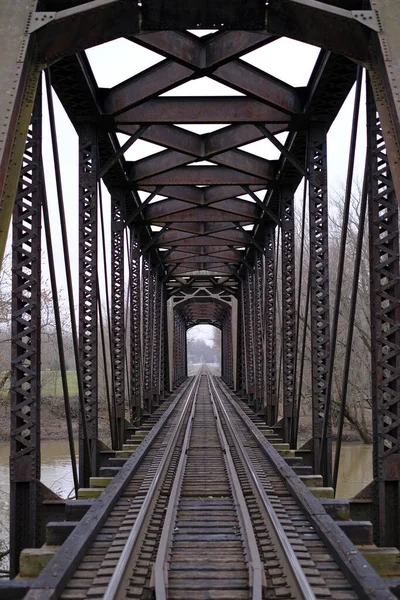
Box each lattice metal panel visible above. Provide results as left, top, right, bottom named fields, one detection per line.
left=308, top=124, right=331, bottom=480
left=254, top=252, right=264, bottom=412
left=130, top=228, right=142, bottom=424
left=222, top=310, right=233, bottom=387
left=151, top=270, right=161, bottom=403
left=240, top=279, right=250, bottom=398
left=248, top=270, right=256, bottom=400
left=265, top=224, right=277, bottom=425
left=78, top=123, right=98, bottom=486
left=281, top=187, right=296, bottom=441
left=236, top=292, right=244, bottom=394
left=111, top=195, right=125, bottom=448
left=142, top=255, right=152, bottom=410
left=368, top=83, right=400, bottom=548
left=9, top=89, right=42, bottom=577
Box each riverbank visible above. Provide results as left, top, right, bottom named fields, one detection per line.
left=0, top=394, right=112, bottom=444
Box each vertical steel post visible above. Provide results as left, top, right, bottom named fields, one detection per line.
left=281, top=187, right=296, bottom=442
left=240, top=282, right=249, bottom=397
left=130, top=228, right=142, bottom=425
left=307, top=124, right=331, bottom=483
left=111, top=195, right=125, bottom=448
left=247, top=270, right=256, bottom=404
left=254, top=253, right=264, bottom=413
left=78, top=124, right=98, bottom=486
left=236, top=292, right=244, bottom=393
left=368, top=81, right=400, bottom=548
left=162, top=284, right=170, bottom=394
left=142, top=255, right=152, bottom=412
left=265, top=224, right=277, bottom=425
left=9, top=88, right=42, bottom=577
left=151, top=271, right=161, bottom=405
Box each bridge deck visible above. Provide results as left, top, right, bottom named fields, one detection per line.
left=7, top=369, right=393, bottom=600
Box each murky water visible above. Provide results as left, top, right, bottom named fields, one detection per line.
left=0, top=441, right=76, bottom=539
left=0, top=440, right=373, bottom=560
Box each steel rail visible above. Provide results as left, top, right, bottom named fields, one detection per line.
left=152, top=372, right=199, bottom=600
left=103, top=369, right=203, bottom=600
left=209, top=373, right=317, bottom=600
left=152, top=371, right=265, bottom=600
left=207, top=376, right=265, bottom=600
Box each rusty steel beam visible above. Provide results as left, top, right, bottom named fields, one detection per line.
left=115, top=97, right=292, bottom=124
left=308, top=123, right=331, bottom=484
left=35, top=0, right=140, bottom=64
left=134, top=166, right=273, bottom=186
left=212, top=60, right=301, bottom=113
left=130, top=227, right=142, bottom=425
left=267, top=0, right=369, bottom=63
left=264, top=224, right=277, bottom=425
left=281, top=187, right=296, bottom=443
left=104, top=60, right=194, bottom=116
left=368, top=82, right=400, bottom=549
left=0, top=0, right=42, bottom=268
left=78, top=124, right=98, bottom=487
left=111, top=194, right=125, bottom=449
left=9, top=87, right=42, bottom=578
left=143, top=206, right=260, bottom=224
left=254, top=252, right=264, bottom=413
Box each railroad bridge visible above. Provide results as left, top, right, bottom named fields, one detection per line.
left=1, top=0, right=400, bottom=598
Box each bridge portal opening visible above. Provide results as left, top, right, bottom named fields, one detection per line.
left=187, top=325, right=221, bottom=376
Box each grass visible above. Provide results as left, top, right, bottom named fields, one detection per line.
left=0, top=370, right=78, bottom=396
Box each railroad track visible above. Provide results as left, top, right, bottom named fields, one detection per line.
left=24, top=368, right=394, bottom=600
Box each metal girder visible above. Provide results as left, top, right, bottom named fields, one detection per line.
left=35, top=0, right=140, bottom=64
left=368, top=0, right=400, bottom=200
left=221, top=310, right=234, bottom=387
left=173, top=309, right=186, bottom=387
left=308, top=123, right=331, bottom=484
left=368, top=82, right=400, bottom=549
left=142, top=256, right=153, bottom=411
left=267, top=0, right=369, bottom=63
left=254, top=252, right=264, bottom=413
left=134, top=166, right=272, bottom=186
left=211, top=60, right=301, bottom=114
left=281, top=187, right=296, bottom=443
left=78, top=123, right=98, bottom=486
left=104, top=60, right=194, bottom=116
left=9, top=87, right=42, bottom=577
left=131, top=30, right=272, bottom=69
left=115, top=97, right=292, bottom=124
left=131, top=148, right=274, bottom=181
left=0, top=0, right=42, bottom=267
left=111, top=194, right=125, bottom=449
left=105, top=56, right=300, bottom=117
left=142, top=205, right=260, bottom=224
left=130, top=227, right=142, bottom=425
left=264, top=224, right=277, bottom=426
left=141, top=0, right=266, bottom=30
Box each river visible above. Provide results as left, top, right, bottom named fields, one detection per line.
left=0, top=441, right=373, bottom=562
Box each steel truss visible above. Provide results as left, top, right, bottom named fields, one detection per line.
left=142, top=255, right=153, bottom=413
left=307, top=124, right=331, bottom=483
left=368, top=82, right=400, bottom=548
left=254, top=252, right=264, bottom=413
left=130, top=227, right=142, bottom=425
left=221, top=310, right=233, bottom=388
left=111, top=193, right=125, bottom=448
left=265, top=224, right=277, bottom=426
left=281, top=187, right=296, bottom=441
left=173, top=309, right=187, bottom=388
left=9, top=87, right=42, bottom=577
left=78, top=124, right=98, bottom=486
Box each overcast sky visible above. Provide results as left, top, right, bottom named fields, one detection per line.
left=6, top=34, right=367, bottom=344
